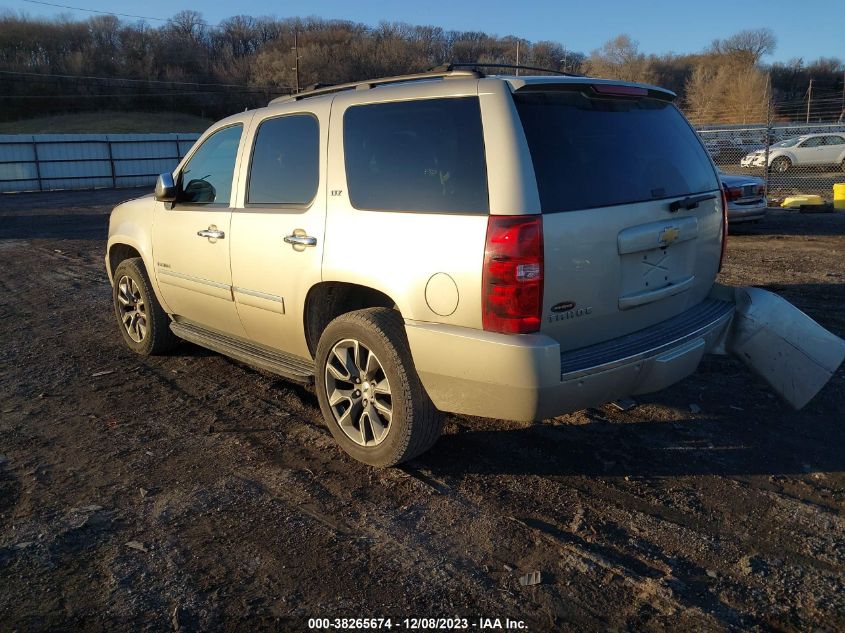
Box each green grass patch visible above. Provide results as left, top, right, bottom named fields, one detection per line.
left=0, top=111, right=213, bottom=134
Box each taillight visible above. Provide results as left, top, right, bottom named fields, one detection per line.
left=482, top=215, right=544, bottom=334
left=725, top=187, right=741, bottom=201
left=719, top=188, right=729, bottom=271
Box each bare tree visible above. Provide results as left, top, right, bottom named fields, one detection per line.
left=711, top=28, right=776, bottom=64
left=686, top=53, right=770, bottom=125
left=167, top=10, right=207, bottom=42
left=584, top=34, right=654, bottom=83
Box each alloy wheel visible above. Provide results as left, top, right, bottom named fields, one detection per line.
left=116, top=275, right=147, bottom=343
left=324, top=338, right=392, bottom=447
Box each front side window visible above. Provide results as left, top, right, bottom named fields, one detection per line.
left=799, top=137, right=824, bottom=148
left=247, top=114, right=319, bottom=205
left=179, top=124, right=243, bottom=205
left=343, top=97, right=488, bottom=213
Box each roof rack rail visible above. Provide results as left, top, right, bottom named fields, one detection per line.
left=269, top=67, right=481, bottom=105
left=267, top=62, right=582, bottom=105
left=438, top=62, right=581, bottom=77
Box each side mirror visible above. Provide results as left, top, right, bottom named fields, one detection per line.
left=155, top=173, right=178, bottom=202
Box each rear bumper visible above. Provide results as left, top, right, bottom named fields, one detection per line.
left=728, top=201, right=767, bottom=223
left=405, top=298, right=734, bottom=421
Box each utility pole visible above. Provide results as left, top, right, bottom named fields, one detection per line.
left=763, top=73, right=773, bottom=204
left=806, top=77, right=813, bottom=124
left=840, top=71, right=844, bottom=123
left=516, top=40, right=520, bottom=76
left=292, top=30, right=300, bottom=94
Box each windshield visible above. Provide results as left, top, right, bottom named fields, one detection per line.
left=514, top=91, right=719, bottom=213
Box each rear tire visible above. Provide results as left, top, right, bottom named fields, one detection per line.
left=112, top=257, right=177, bottom=356
left=315, top=308, right=442, bottom=467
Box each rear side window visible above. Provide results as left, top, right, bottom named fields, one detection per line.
left=343, top=97, right=488, bottom=213
left=248, top=114, right=319, bottom=205
left=514, top=91, right=719, bottom=213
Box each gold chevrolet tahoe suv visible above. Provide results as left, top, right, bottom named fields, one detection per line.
left=106, top=65, right=845, bottom=467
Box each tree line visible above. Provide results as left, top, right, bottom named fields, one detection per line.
left=0, top=11, right=843, bottom=125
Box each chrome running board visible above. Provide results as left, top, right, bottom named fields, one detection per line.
left=170, top=321, right=314, bottom=384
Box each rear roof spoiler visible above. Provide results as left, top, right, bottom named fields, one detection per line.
left=512, top=78, right=676, bottom=101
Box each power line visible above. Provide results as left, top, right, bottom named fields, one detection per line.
left=0, top=69, right=290, bottom=91
left=20, top=0, right=171, bottom=23
left=17, top=0, right=258, bottom=30
left=0, top=90, right=281, bottom=98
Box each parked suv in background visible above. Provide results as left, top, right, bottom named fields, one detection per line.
left=106, top=66, right=735, bottom=466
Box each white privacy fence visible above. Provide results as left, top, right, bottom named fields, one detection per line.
left=0, top=133, right=200, bottom=193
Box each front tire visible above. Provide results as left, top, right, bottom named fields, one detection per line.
left=315, top=308, right=442, bottom=467
left=112, top=257, right=177, bottom=355
left=770, top=157, right=791, bottom=173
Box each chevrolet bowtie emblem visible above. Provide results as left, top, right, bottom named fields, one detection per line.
left=659, top=226, right=680, bottom=245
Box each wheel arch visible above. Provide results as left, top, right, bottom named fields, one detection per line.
left=107, top=242, right=142, bottom=280
left=303, top=281, right=400, bottom=358
left=106, top=235, right=172, bottom=314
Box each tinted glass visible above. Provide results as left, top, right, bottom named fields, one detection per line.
left=180, top=124, right=242, bottom=205
left=800, top=137, right=823, bottom=148
left=248, top=115, right=319, bottom=205
left=825, top=136, right=844, bottom=146
left=344, top=97, right=488, bottom=213
left=514, top=91, right=719, bottom=213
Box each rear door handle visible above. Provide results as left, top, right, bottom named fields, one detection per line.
left=284, top=233, right=317, bottom=247
left=197, top=228, right=225, bottom=239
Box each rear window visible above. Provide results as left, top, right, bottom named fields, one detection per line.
left=514, top=91, right=719, bottom=213
left=247, top=114, right=319, bottom=205
left=343, top=97, right=488, bottom=213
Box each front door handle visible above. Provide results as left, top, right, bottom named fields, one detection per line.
left=197, top=228, right=225, bottom=239
left=284, top=231, right=317, bottom=248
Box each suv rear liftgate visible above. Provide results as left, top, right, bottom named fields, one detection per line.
left=510, top=79, right=843, bottom=409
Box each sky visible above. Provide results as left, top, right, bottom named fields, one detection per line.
left=5, top=0, right=844, bottom=64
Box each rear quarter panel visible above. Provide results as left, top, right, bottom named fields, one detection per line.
left=322, top=78, right=533, bottom=328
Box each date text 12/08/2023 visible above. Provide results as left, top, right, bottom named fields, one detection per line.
left=307, top=617, right=529, bottom=630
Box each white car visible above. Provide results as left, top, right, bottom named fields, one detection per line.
left=741, top=133, right=845, bottom=172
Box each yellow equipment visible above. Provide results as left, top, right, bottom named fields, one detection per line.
left=781, top=194, right=824, bottom=208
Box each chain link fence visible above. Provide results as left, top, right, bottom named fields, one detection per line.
left=697, top=121, right=845, bottom=209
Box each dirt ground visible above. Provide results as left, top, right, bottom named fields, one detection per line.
left=1, top=189, right=843, bottom=632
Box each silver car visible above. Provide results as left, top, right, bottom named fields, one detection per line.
left=720, top=172, right=767, bottom=223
